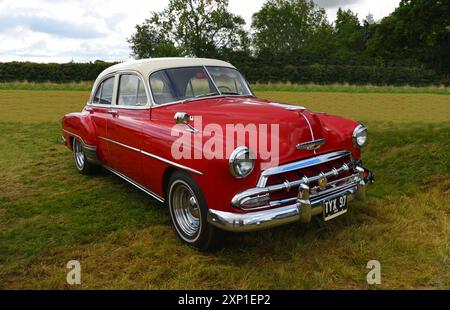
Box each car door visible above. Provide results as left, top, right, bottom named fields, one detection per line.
left=105, top=73, right=150, bottom=185
left=89, top=75, right=116, bottom=167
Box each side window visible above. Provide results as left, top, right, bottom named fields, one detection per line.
left=93, top=84, right=102, bottom=104
left=149, top=71, right=176, bottom=105
left=118, top=74, right=148, bottom=106
left=100, top=77, right=115, bottom=105
left=92, top=77, right=115, bottom=105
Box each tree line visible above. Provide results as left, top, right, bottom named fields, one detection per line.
left=127, top=0, right=448, bottom=85
left=0, top=0, right=447, bottom=85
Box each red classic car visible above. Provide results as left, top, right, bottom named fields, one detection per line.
left=61, top=58, right=373, bottom=250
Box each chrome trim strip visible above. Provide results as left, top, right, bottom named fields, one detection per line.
left=103, top=165, right=165, bottom=203
left=98, top=136, right=203, bottom=176
left=140, top=150, right=203, bottom=176
left=98, top=136, right=141, bottom=153
left=89, top=104, right=151, bottom=111
left=300, top=112, right=318, bottom=154
left=300, top=112, right=315, bottom=141
left=256, top=150, right=351, bottom=188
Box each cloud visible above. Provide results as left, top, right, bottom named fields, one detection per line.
left=314, top=0, right=359, bottom=9
left=0, top=14, right=107, bottom=39
left=0, top=0, right=399, bottom=63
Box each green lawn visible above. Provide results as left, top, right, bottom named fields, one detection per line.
left=0, top=88, right=449, bottom=289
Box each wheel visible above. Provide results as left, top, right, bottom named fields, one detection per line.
left=167, top=171, right=221, bottom=250
left=72, top=138, right=95, bottom=175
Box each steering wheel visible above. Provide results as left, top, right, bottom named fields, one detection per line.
left=217, top=85, right=233, bottom=93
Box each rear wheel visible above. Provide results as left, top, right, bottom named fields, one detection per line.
left=72, top=138, right=95, bottom=175
left=168, top=171, right=221, bottom=250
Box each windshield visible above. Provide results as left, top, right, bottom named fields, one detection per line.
left=206, top=66, right=252, bottom=96
left=149, top=66, right=253, bottom=105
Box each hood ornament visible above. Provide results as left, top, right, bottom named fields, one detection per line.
left=296, top=138, right=326, bottom=151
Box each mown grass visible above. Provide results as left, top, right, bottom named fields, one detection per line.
left=1, top=81, right=449, bottom=94
left=252, top=82, right=450, bottom=95
left=0, top=89, right=449, bottom=289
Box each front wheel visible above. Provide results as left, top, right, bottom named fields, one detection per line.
left=168, top=171, right=221, bottom=251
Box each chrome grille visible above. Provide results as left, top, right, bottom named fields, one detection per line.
left=232, top=151, right=361, bottom=211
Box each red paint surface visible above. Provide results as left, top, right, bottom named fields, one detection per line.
left=62, top=96, right=362, bottom=213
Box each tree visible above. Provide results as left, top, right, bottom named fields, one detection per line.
left=333, top=8, right=365, bottom=62
left=367, top=0, right=450, bottom=74
left=128, top=24, right=183, bottom=59
left=251, top=0, right=331, bottom=59
left=128, top=0, right=249, bottom=59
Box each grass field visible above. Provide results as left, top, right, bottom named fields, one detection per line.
left=0, top=87, right=449, bottom=289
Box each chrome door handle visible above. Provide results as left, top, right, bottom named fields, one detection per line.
left=107, top=109, right=119, bottom=116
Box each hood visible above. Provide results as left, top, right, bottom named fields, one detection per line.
left=152, top=96, right=358, bottom=166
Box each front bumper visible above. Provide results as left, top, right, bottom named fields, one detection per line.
left=207, top=168, right=374, bottom=233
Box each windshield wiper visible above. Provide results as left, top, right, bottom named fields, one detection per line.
left=195, top=92, right=220, bottom=98
left=182, top=92, right=220, bottom=103
left=219, top=91, right=241, bottom=95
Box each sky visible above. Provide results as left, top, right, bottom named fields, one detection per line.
left=0, top=0, right=401, bottom=63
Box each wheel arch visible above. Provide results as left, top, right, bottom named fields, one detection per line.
left=162, top=167, right=178, bottom=201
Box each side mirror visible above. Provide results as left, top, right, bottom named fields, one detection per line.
left=174, top=112, right=191, bottom=125
left=174, top=112, right=197, bottom=133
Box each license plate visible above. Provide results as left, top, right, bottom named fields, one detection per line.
left=323, top=194, right=348, bottom=221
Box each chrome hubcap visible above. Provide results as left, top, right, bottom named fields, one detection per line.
left=171, top=182, right=201, bottom=238
left=74, top=140, right=85, bottom=170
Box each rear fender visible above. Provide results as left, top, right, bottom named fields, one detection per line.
left=62, top=112, right=100, bottom=164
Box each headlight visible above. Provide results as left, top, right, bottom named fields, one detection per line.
left=229, top=146, right=255, bottom=178
left=353, top=124, right=368, bottom=148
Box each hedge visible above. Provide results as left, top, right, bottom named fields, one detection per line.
left=0, top=60, right=444, bottom=86
left=0, top=61, right=116, bottom=83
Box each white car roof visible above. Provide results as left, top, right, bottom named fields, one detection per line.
left=97, top=57, right=236, bottom=80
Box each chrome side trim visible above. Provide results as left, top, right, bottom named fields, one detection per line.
left=98, top=136, right=203, bottom=176
left=140, top=150, right=203, bottom=176
left=103, top=165, right=165, bottom=203
left=98, top=136, right=140, bottom=152
left=256, top=150, right=351, bottom=188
